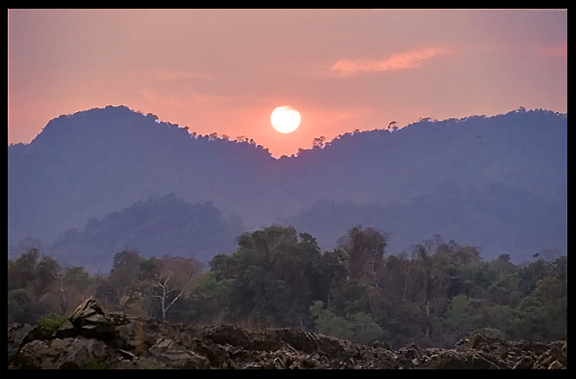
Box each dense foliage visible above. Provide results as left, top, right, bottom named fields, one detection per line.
left=7, top=225, right=566, bottom=349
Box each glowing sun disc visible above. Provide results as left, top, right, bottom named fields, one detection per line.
left=271, top=106, right=301, bottom=133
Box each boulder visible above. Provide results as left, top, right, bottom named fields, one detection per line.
left=397, top=343, right=423, bottom=367
left=68, top=297, right=116, bottom=340
left=7, top=323, right=34, bottom=366
left=13, top=337, right=114, bottom=369
left=512, top=355, right=535, bottom=369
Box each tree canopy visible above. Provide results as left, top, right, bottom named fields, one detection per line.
left=8, top=226, right=567, bottom=348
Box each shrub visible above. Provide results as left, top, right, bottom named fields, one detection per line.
left=37, top=313, right=69, bottom=334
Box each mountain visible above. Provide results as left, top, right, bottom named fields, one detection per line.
left=283, top=182, right=566, bottom=261
left=40, top=193, right=243, bottom=273
left=8, top=105, right=567, bottom=266
left=8, top=106, right=276, bottom=246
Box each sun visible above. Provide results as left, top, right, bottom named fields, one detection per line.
left=271, top=106, right=301, bottom=134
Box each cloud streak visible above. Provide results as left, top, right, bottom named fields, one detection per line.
left=330, top=46, right=453, bottom=77
left=537, top=43, right=567, bottom=57
left=153, top=69, right=213, bottom=81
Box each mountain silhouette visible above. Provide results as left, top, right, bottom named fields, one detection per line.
left=8, top=105, right=567, bottom=269
left=40, top=193, right=243, bottom=273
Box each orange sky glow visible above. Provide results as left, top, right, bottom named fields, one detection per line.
left=8, top=9, right=567, bottom=157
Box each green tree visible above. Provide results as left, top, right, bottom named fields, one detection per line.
left=8, top=288, right=32, bottom=323
left=65, top=266, right=93, bottom=292
left=10, top=248, right=40, bottom=290
left=438, top=295, right=482, bottom=347
left=322, top=248, right=348, bottom=308
left=188, top=272, right=235, bottom=323
left=548, top=255, right=567, bottom=296
left=489, top=254, right=517, bottom=280
left=328, top=280, right=371, bottom=316
left=515, top=259, right=548, bottom=296
left=509, top=296, right=548, bottom=341
left=105, top=250, right=142, bottom=310
left=348, top=311, right=386, bottom=344
left=309, top=300, right=385, bottom=344
left=94, top=251, right=141, bottom=311
left=530, top=276, right=566, bottom=340
left=8, top=249, right=70, bottom=320
left=410, top=243, right=438, bottom=341
left=310, top=300, right=354, bottom=340
left=203, top=226, right=340, bottom=327
left=7, top=288, right=49, bottom=324
left=532, top=276, right=562, bottom=305
left=340, top=226, right=387, bottom=286
left=36, top=256, right=61, bottom=294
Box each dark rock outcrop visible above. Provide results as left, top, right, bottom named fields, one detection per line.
left=7, top=323, right=33, bottom=365
left=7, top=299, right=568, bottom=370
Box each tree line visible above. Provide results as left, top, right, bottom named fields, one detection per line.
left=7, top=225, right=566, bottom=348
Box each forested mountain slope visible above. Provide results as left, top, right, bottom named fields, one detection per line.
left=8, top=106, right=567, bottom=264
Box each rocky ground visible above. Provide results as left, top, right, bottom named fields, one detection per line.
left=7, top=297, right=568, bottom=369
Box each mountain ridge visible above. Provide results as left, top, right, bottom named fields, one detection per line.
left=8, top=105, right=567, bottom=266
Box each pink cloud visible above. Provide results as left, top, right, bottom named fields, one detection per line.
left=537, top=43, right=567, bottom=57
left=153, top=69, right=213, bottom=81
left=330, top=46, right=453, bottom=77
left=141, top=88, right=230, bottom=106
left=130, top=68, right=213, bottom=81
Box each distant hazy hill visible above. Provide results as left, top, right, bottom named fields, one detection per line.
left=8, top=105, right=567, bottom=266
left=41, top=193, right=243, bottom=273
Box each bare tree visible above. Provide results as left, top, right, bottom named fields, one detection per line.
left=53, top=269, right=68, bottom=314
left=153, top=256, right=201, bottom=320
left=154, top=273, right=192, bottom=321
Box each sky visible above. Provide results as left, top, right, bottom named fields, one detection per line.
left=8, top=9, right=567, bottom=157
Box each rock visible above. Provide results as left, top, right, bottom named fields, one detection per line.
left=53, top=319, right=76, bottom=339
left=398, top=343, right=423, bottom=362
left=148, top=346, right=211, bottom=369
left=275, top=328, right=319, bottom=354
left=532, top=341, right=567, bottom=369
left=69, top=297, right=111, bottom=324
left=7, top=298, right=568, bottom=370
left=456, top=332, right=568, bottom=370
left=424, top=350, right=503, bottom=369
left=455, top=338, right=469, bottom=351
left=8, top=323, right=58, bottom=368
left=7, top=323, right=34, bottom=366
left=14, top=337, right=114, bottom=369
left=111, top=356, right=166, bottom=369
left=202, top=324, right=253, bottom=350
left=372, top=341, right=391, bottom=350
left=114, top=319, right=155, bottom=353
left=512, top=355, right=535, bottom=369
left=465, top=332, right=500, bottom=351
left=116, top=348, right=136, bottom=360
left=68, top=297, right=117, bottom=340
left=548, top=360, right=564, bottom=369
left=196, top=338, right=233, bottom=368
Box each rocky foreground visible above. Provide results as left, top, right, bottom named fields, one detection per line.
left=7, top=298, right=567, bottom=369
